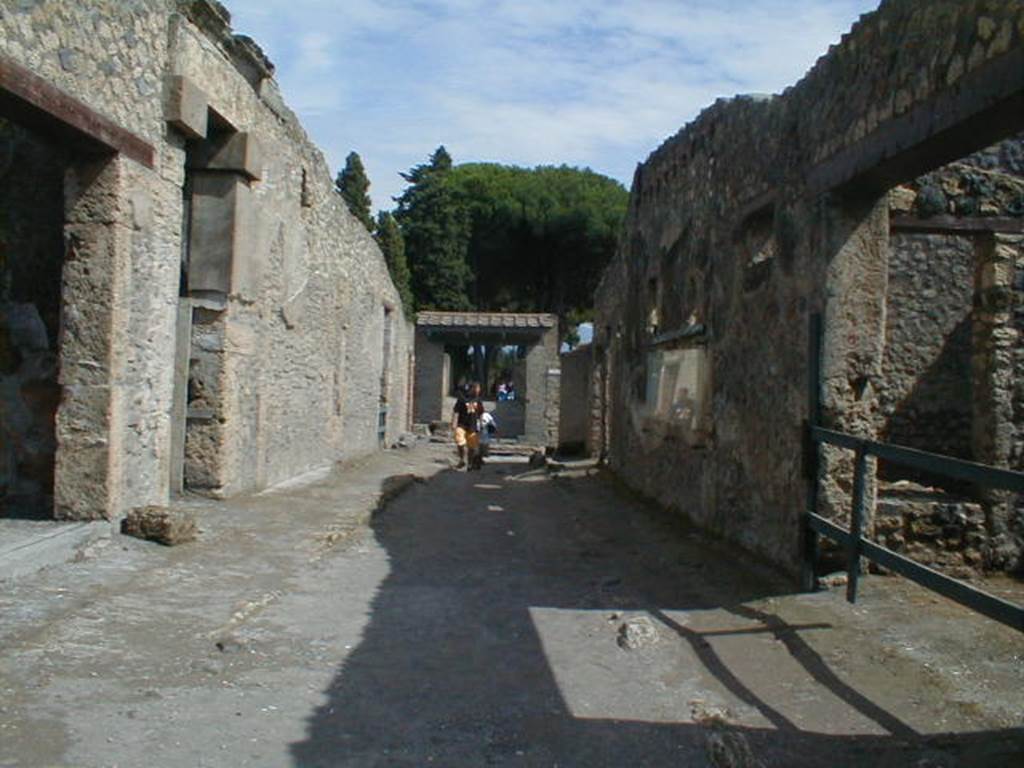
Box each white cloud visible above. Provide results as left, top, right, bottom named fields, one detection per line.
left=226, top=0, right=878, bottom=208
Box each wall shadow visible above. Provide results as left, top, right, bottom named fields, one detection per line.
left=289, top=465, right=1023, bottom=767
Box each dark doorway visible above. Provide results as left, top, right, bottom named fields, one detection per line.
left=0, top=117, right=68, bottom=520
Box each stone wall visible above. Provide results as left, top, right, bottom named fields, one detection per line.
left=524, top=330, right=560, bottom=448
left=880, top=231, right=975, bottom=467
left=0, top=0, right=412, bottom=517
left=874, top=483, right=986, bottom=579
left=593, top=0, right=1024, bottom=575
left=972, top=232, right=1024, bottom=569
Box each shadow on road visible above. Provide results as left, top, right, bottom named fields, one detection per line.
left=289, top=464, right=1024, bottom=767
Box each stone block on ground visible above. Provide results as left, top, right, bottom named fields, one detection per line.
left=121, top=506, right=197, bottom=546
left=392, top=432, right=418, bottom=449
left=616, top=615, right=659, bottom=650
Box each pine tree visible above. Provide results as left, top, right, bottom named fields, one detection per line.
left=375, top=211, right=414, bottom=316
left=335, top=151, right=375, bottom=232
left=394, top=146, right=472, bottom=310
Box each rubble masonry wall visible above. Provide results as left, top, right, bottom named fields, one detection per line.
left=593, top=0, right=1023, bottom=574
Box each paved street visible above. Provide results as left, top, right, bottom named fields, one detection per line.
left=1, top=444, right=1022, bottom=767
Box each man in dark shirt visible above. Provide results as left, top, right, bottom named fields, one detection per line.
left=452, top=382, right=483, bottom=469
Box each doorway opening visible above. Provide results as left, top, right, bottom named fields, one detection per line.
left=0, top=117, right=67, bottom=519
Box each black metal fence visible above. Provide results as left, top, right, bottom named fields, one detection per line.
left=802, top=314, right=1024, bottom=633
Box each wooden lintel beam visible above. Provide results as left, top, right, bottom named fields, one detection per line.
left=0, top=53, right=155, bottom=169
left=890, top=215, right=1023, bottom=236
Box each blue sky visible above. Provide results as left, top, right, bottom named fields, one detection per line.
left=227, top=0, right=879, bottom=211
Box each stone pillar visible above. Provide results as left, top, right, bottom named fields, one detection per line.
left=168, top=299, right=193, bottom=495
left=524, top=327, right=559, bottom=448
left=413, top=329, right=445, bottom=424
left=972, top=233, right=1022, bottom=569
left=819, top=196, right=889, bottom=525
left=55, top=155, right=131, bottom=521
left=441, top=352, right=451, bottom=399
left=179, top=133, right=261, bottom=496
left=183, top=302, right=229, bottom=494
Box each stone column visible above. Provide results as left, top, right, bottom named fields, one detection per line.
left=55, top=155, right=131, bottom=521
left=972, top=233, right=1022, bottom=569
left=818, top=196, right=889, bottom=526
left=523, top=326, right=559, bottom=448
left=180, top=132, right=261, bottom=497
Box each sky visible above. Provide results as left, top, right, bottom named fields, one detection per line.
left=227, top=0, right=879, bottom=212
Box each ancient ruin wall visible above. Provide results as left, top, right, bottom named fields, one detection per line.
left=0, top=0, right=412, bottom=514
left=2, top=0, right=184, bottom=517
left=171, top=15, right=412, bottom=493
left=879, top=231, right=975, bottom=464
left=594, top=0, right=1024, bottom=573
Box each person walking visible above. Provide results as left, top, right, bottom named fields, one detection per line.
left=474, top=409, right=497, bottom=470
left=451, top=382, right=483, bottom=470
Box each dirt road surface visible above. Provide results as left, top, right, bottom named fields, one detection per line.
left=1, top=444, right=1022, bottom=767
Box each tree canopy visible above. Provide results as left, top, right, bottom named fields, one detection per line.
left=335, top=151, right=374, bottom=232
left=390, top=149, right=628, bottom=337
left=448, top=163, right=627, bottom=328
left=375, top=211, right=414, bottom=316
left=394, top=146, right=473, bottom=311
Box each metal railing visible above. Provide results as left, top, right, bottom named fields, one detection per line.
left=802, top=314, right=1024, bottom=633
left=805, top=426, right=1024, bottom=632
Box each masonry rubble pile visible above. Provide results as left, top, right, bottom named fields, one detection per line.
left=0, top=0, right=412, bottom=525
left=585, top=0, right=1024, bottom=578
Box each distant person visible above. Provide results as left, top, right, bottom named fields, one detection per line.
left=451, top=381, right=483, bottom=470
left=496, top=382, right=507, bottom=401
left=506, top=381, right=516, bottom=401
left=474, top=410, right=497, bottom=469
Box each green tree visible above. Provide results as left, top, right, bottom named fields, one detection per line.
left=335, top=151, right=375, bottom=232
left=445, top=162, right=628, bottom=339
left=394, top=146, right=472, bottom=310
left=375, top=211, right=414, bottom=316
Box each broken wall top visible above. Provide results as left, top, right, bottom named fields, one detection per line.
left=634, top=1, right=1024, bottom=216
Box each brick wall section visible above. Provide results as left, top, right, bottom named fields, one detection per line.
left=594, top=0, right=1024, bottom=575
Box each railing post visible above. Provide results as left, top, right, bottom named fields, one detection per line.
left=801, top=312, right=823, bottom=592
left=847, top=443, right=868, bottom=603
